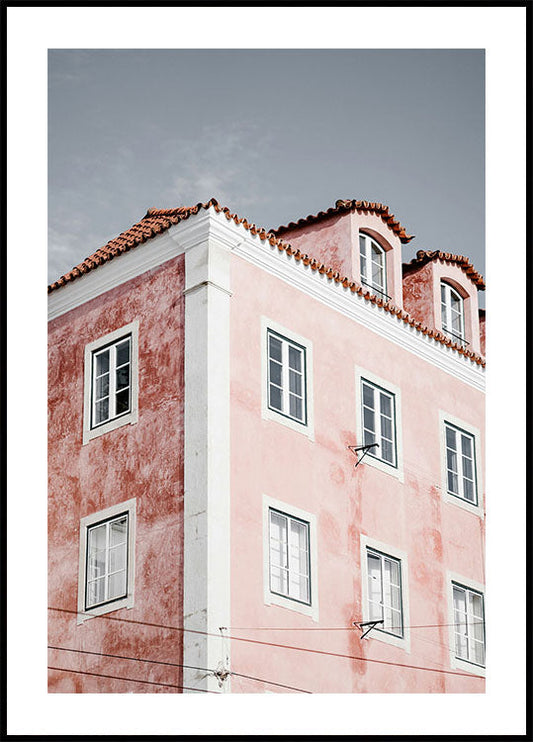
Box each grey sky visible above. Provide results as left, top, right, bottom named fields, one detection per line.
left=48, top=49, right=485, bottom=306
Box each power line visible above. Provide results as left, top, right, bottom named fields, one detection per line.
left=47, top=666, right=219, bottom=693
left=48, top=607, right=484, bottom=679
left=225, top=621, right=485, bottom=631
left=48, top=644, right=312, bottom=694
left=230, top=669, right=311, bottom=694
left=48, top=645, right=212, bottom=675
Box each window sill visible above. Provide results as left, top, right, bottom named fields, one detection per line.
left=82, top=410, right=138, bottom=445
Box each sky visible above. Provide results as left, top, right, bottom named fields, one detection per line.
left=48, top=49, right=485, bottom=306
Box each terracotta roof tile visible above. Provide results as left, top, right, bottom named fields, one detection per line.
left=47, top=200, right=219, bottom=293
left=48, top=200, right=484, bottom=367
left=272, top=198, right=415, bottom=244
left=403, top=250, right=485, bottom=289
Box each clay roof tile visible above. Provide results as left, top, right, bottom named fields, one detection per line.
left=273, top=198, right=415, bottom=244
left=403, top=249, right=485, bottom=289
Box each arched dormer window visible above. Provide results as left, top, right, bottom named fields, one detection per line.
left=359, top=233, right=388, bottom=300
left=440, top=281, right=466, bottom=347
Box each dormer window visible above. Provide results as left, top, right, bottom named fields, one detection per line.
left=440, top=281, right=466, bottom=347
left=359, top=234, right=388, bottom=300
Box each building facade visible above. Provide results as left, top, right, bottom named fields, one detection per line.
left=48, top=198, right=485, bottom=694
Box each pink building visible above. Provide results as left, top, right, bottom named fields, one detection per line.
left=48, top=197, right=485, bottom=694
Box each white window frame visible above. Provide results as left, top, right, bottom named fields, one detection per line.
left=262, top=495, right=319, bottom=621
left=77, top=498, right=136, bottom=623
left=261, top=317, right=314, bottom=439
left=439, top=411, right=483, bottom=516
left=355, top=367, right=404, bottom=482
left=360, top=534, right=410, bottom=652
left=440, top=281, right=466, bottom=347
left=83, top=320, right=139, bottom=444
left=447, top=572, right=486, bottom=676
left=359, top=233, right=388, bottom=299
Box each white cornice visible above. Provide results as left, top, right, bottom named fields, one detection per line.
left=208, top=211, right=485, bottom=392
left=48, top=207, right=485, bottom=391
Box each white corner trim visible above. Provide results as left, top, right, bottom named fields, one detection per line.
left=438, top=410, right=484, bottom=517
left=260, top=316, right=315, bottom=440
left=446, top=571, right=486, bottom=678
left=82, top=320, right=139, bottom=445
left=183, top=233, right=232, bottom=693
left=77, top=498, right=136, bottom=624
left=262, top=495, right=319, bottom=622
left=354, top=366, right=404, bottom=483
left=360, top=534, right=411, bottom=653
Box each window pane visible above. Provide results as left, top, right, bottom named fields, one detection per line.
left=88, top=523, right=106, bottom=551
left=461, top=434, right=472, bottom=456
left=289, top=369, right=302, bottom=396
left=95, top=375, right=109, bottom=400
left=95, top=398, right=109, bottom=424
left=453, top=586, right=466, bottom=612
left=463, top=478, right=475, bottom=502
left=115, top=389, right=130, bottom=415
left=270, top=565, right=286, bottom=595
left=270, top=512, right=287, bottom=555
left=86, top=577, right=105, bottom=607
left=380, top=392, right=392, bottom=418
left=367, top=553, right=382, bottom=616
left=269, top=359, right=282, bottom=387
left=446, top=426, right=457, bottom=450
left=269, top=335, right=282, bottom=362
left=381, top=415, right=392, bottom=440
left=362, top=383, right=374, bottom=408
left=471, top=639, right=485, bottom=665
left=269, top=385, right=282, bottom=411
left=108, top=570, right=127, bottom=600
left=116, top=339, right=130, bottom=367
left=87, top=549, right=106, bottom=580
left=289, top=394, right=303, bottom=421
left=110, top=517, right=127, bottom=545
left=363, top=429, right=376, bottom=448
left=116, top=365, right=130, bottom=391
left=288, top=345, right=302, bottom=372
left=109, top=543, right=126, bottom=573
left=447, top=469, right=459, bottom=494
left=381, top=439, right=393, bottom=464
left=363, top=407, right=375, bottom=432
left=95, top=350, right=110, bottom=375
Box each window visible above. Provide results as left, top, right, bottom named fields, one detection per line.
left=83, top=321, right=139, bottom=444
left=445, top=422, right=477, bottom=505
left=269, top=509, right=310, bottom=605
left=263, top=495, right=318, bottom=620
left=77, top=499, right=136, bottom=622
left=267, top=329, right=307, bottom=425
left=361, top=378, right=397, bottom=467
left=359, top=233, right=388, bottom=299
left=92, top=336, right=131, bottom=428
left=441, top=281, right=466, bottom=347
left=452, top=583, right=485, bottom=667
left=360, top=535, right=410, bottom=650
left=366, top=548, right=403, bottom=637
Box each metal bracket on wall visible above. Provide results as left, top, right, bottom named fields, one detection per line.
left=347, top=443, right=379, bottom=468
left=353, top=619, right=384, bottom=639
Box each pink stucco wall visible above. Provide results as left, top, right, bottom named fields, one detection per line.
left=48, top=256, right=186, bottom=693
left=403, top=262, right=436, bottom=328
left=479, top=310, right=486, bottom=356
left=229, top=251, right=485, bottom=693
